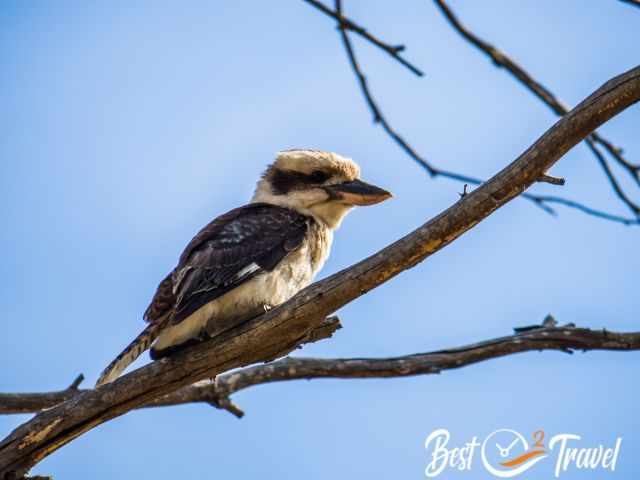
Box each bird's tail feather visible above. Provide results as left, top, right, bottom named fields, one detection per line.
left=95, top=322, right=163, bottom=387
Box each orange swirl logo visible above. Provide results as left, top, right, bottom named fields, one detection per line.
left=480, top=429, right=548, bottom=477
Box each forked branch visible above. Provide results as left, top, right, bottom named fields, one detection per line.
left=434, top=0, right=640, bottom=218
left=307, top=0, right=640, bottom=224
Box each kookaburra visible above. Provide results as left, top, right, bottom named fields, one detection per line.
left=96, top=149, right=391, bottom=386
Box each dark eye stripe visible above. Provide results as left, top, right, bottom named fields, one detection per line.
left=268, top=168, right=330, bottom=195
left=309, top=170, right=329, bottom=183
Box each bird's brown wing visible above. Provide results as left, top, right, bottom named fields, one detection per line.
left=144, top=203, right=309, bottom=325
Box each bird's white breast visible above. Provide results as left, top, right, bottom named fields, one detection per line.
left=153, top=221, right=332, bottom=351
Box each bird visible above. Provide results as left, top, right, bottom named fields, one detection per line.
left=96, top=149, right=391, bottom=386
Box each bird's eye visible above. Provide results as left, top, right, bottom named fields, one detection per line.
left=309, top=170, right=329, bottom=183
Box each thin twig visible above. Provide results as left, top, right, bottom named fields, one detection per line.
left=433, top=0, right=640, bottom=214
left=593, top=133, right=640, bottom=187
left=586, top=138, right=640, bottom=215
left=522, top=194, right=638, bottom=225
left=332, top=0, right=638, bottom=225
left=302, top=0, right=424, bottom=76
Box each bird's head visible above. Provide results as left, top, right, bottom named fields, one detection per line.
left=252, top=149, right=392, bottom=229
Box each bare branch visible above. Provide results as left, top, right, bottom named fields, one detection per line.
left=1, top=65, right=639, bottom=478
left=330, top=0, right=638, bottom=225
left=0, top=375, right=84, bottom=416
left=594, top=133, right=640, bottom=188
left=302, top=0, right=424, bottom=76
left=520, top=193, right=639, bottom=225
left=3, top=322, right=638, bottom=416
left=586, top=138, right=640, bottom=215
left=434, top=0, right=640, bottom=214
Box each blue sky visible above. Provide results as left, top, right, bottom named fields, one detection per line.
left=1, top=1, right=638, bottom=479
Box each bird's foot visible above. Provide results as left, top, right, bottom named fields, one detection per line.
left=196, top=329, right=211, bottom=341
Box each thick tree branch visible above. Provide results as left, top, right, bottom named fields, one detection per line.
left=434, top=0, right=640, bottom=216
left=1, top=65, right=639, bottom=478
left=3, top=321, right=639, bottom=418
left=0, top=317, right=342, bottom=420
left=302, top=0, right=423, bottom=76
left=0, top=376, right=85, bottom=416
left=329, top=0, right=638, bottom=225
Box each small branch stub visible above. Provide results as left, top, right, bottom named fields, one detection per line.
left=538, top=174, right=566, bottom=186
left=67, top=374, right=85, bottom=391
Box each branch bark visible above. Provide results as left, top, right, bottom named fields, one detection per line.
left=3, top=322, right=639, bottom=418
left=1, top=65, right=639, bottom=478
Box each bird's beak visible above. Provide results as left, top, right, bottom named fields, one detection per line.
left=325, top=179, right=392, bottom=206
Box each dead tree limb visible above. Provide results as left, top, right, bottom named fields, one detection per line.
left=2, top=322, right=639, bottom=419
left=326, top=0, right=639, bottom=225
left=434, top=0, right=640, bottom=216
left=1, top=65, right=639, bottom=478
